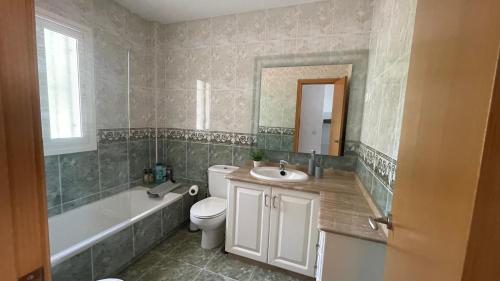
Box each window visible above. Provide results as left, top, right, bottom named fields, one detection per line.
left=36, top=10, right=95, bottom=155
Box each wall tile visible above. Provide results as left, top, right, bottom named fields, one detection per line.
left=355, top=159, right=373, bottom=192
left=266, top=6, right=298, bottom=40
left=129, top=140, right=151, bottom=181
left=236, top=10, right=267, bottom=43
left=297, top=1, right=333, bottom=37
left=265, top=150, right=289, bottom=163
left=93, top=27, right=129, bottom=84
left=92, top=0, right=128, bottom=37
left=210, top=90, right=235, bottom=132
left=48, top=205, right=62, bottom=217
left=126, top=12, right=153, bottom=48
left=162, top=198, right=183, bottom=236
left=95, top=78, right=128, bottom=129
left=280, top=135, right=294, bottom=152
left=321, top=154, right=356, bottom=171
left=165, top=90, right=188, bottom=128
left=332, top=0, right=374, bottom=34
left=209, top=144, right=233, bottom=166
left=211, top=14, right=238, bottom=46
left=186, top=18, right=212, bottom=48
left=212, top=44, right=237, bottom=90
left=185, top=47, right=211, bottom=89
left=60, top=151, right=99, bottom=203
left=166, top=140, right=187, bottom=178
left=130, top=50, right=154, bottom=88
left=134, top=211, right=162, bottom=255
left=99, top=142, right=129, bottom=190
left=187, top=143, right=209, bottom=182
left=52, top=248, right=92, bottom=281
left=93, top=227, right=134, bottom=279
left=289, top=152, right=311, bottom=166
left=62, top=194, right=100, bottom=212
left=371, top=176, right=389, bottom=213
left=232, top=146, right=252, bottom=167
left=101, top=183, right=129, bottom=199
left=44, top=155, right=61, bottom=209
left=265, top=134, right=281, bottom=151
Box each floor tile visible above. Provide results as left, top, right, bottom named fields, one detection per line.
left=194, top=270, right=236, bottom=281
left=250, top=267, right=307, bottom=281
left=152, top=228, right=200, bottom=257
left=118, top=251, right=164, bottom=281
left=206, top=252, right=256, bottom=281
left=138, top=258, right=201, bottom=281
left=167, top=233, right=219, bottom=267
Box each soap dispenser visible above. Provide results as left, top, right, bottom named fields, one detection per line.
left=308, top=150, right=316, bottom=176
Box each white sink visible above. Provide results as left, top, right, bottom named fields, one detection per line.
left=250, top=166, right=308, bottom=183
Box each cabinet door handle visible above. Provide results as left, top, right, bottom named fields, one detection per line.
left=264, top=194, right=269, bottom=207
left=272, top=196, right=278, bottom=209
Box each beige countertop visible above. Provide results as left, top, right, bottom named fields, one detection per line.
left=225, top=163, right=387, bottom=244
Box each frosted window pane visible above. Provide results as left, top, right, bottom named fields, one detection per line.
left=44, top=28, right=82, bottom=139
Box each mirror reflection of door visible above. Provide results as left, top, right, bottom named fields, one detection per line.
left=294, top=77, right=348, bottom=156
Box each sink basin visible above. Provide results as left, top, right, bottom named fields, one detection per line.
left=250, top=166, right=308, bottom=183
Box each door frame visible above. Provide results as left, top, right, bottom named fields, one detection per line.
left=294, top=77, right=348, bottom=156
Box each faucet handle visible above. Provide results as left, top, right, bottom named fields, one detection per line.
left=280, top=160, right=289, bottom=165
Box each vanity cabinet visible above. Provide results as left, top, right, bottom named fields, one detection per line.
left=226, top=180, right=320, bottom=277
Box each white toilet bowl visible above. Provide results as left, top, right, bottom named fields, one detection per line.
left=190, top=165, right=238, bottom=249
left=190, top=197, right=226, bottom=249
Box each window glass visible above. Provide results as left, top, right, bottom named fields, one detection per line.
left=43, top=28, right=82, bottom=139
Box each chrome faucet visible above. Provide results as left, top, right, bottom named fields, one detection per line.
left=279, top=160, right=288, bottom=176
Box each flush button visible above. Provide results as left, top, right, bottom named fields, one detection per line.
left=19, top=267, right=43, bottom=281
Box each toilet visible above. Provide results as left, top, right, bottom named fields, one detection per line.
left=190, top=165, right=238, bottom=249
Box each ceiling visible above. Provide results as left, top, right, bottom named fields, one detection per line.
left=115, top=0, right=324, bottom=24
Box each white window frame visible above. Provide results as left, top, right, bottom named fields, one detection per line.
left=36, top=9, right=96, bottom=156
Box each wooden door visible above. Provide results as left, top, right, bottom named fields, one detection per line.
left=329, top=77, right=348, bottom=155
left=294, top=78, right=348, bottom=156
left=267, top=188, right=319, bottom=277
left=226, top=181, right=271, bottom=262
left=0, top=0, right=51, bottom=280
left=384, top=0, right=500, bottom=280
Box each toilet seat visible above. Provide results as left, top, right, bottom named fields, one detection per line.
left=190, top=197, right=226, bottom=219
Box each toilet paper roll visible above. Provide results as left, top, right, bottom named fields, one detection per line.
left=189, top=185, right=199, bottom=196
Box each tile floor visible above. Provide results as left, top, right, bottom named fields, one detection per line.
left=116, top=227, right=311, bottom=281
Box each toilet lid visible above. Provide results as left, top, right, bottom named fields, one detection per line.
left=191, top=197, right=226, bottom=219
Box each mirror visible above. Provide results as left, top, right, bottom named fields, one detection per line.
left=258, top=65, right=352, bottom=156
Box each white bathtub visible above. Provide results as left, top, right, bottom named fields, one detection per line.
left=49, top=186, right=182, bottom=266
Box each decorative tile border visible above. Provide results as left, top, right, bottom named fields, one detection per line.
left=186, top=129, right=210, bottom=143
left=164, top=128, right=257, bottom=146
left=97, top=128, right=128, bottom=144
left=357, top=142, right=397, bottom=190
left=98, top=128, right=156, bottom=143
left=258, top=126, right=295, bottom=135
left=129, top=128, right=153, bottom=141
left=234, top=133, right=257, bottom=146
left=210, top=131, right=233, bottom=145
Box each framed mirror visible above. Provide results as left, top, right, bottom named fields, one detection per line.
left=257, top=64, right=352, bottom=156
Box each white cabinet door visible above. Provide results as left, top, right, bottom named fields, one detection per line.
left=268, top=188, right=319, bottom=277
left=317, top=232, right=386, bottom=281
left=226, top=181, right=271, bottom=262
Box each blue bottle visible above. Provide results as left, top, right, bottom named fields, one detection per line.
left=154, top=163, right=165, bottom=183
